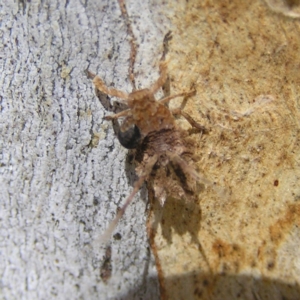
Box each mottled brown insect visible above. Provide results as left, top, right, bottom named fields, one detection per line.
left=87, top=0, right=211, bottom=241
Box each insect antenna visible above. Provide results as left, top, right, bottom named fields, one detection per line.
left=118, top=0, right=137, bottom=91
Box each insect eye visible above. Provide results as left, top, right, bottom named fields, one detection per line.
left=117, top=125, right=141, bottom=149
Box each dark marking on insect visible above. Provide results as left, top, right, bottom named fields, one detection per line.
left=117, top=124, right=141, bottom=149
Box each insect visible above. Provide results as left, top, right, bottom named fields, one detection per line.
left=86, top=0, right=212, bottom=241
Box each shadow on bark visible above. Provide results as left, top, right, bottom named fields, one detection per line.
left=121, top=272, right=300, bottom=300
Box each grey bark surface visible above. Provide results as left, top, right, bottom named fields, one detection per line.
left=0, top=0, right=170, bottom=299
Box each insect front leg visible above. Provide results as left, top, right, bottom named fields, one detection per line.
left=149, top=61, right=168, bottom=94
left=172, top=108, right=208, bottom=132
left=104, top=109, right=131, bottom=121
left=86, top=70, right=129, bottom=101
left=148, top=31, right=172, bottom=95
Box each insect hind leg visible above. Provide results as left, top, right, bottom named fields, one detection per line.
left=99, top=154, right=158, bottom=244
left=167, top=151, right=228, bottom=200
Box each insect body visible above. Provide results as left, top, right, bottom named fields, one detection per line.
left=86, top=0, right=208, bottom=241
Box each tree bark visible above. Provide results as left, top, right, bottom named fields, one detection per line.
left=0, top=0, right=169, bottom=298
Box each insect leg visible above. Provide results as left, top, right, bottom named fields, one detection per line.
left=100, top=155, right=158, bottom=244
left=86, top=70, right=129, bottom=101
left=166, top=151, right=212, bottom=186
left=161, top=31, right=172, bottom=61
left=172, top=109, right=208, bottom=132
left=104, top=109, right=131, bottom=121
left=149, top=61, right=168, bottom=94
left=166, top=151, right=228, bottom=199
left=159, top=90, right=196, bottom=105
left=163, top=91, right=207, bottom=132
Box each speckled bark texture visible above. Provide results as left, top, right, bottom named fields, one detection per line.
left=0, top=0, right=170, bottom=299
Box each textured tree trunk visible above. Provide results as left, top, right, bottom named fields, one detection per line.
left=0, top=0, right=169, bottom=298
